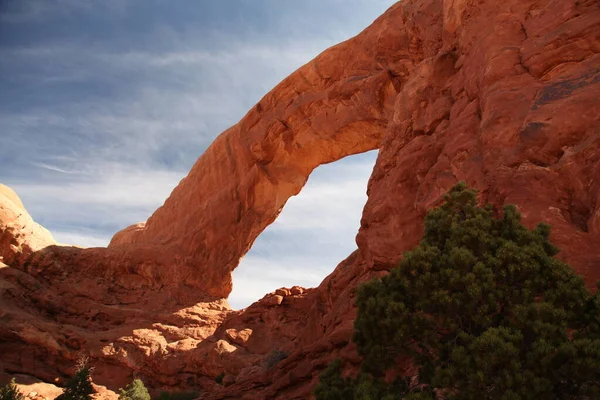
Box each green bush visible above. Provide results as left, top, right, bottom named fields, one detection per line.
left=57, top=358, right=94, bottom=400
left=214, top=373, right=225, bottom=385
left=316, top=182, right=600, bottom=399
left=313, top=359, right=354, bottom=400
left=119, top=379, right=150, bottom=400
left=0, top=379, right=24, bottom=400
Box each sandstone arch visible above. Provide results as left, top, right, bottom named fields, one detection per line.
left=109, top=2, right=415, bottom=298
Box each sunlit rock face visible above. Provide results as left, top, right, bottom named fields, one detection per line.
left=1, top=0, right=599, bottom=398
left=0, top=184, right=56, bottom=266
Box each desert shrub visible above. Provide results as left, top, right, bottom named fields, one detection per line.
left=0, top=379, right=24, bottom=400
left=119, top=379, right=150, bottom=400
left=313, top=359, right=354, bottom=400
left=316, top=182, right=600, bottom=399
left=214, top=373, right=225, bottom=385
left=263, top=349, right=289, bottom=369
left=57, top=358, right=94, bottom=400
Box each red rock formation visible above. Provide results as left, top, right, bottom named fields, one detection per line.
left=0, top=184, right=56, bottom=266
left=107, top=5, right=408, bottom=298
left=1, top=0, right=599, bottom=398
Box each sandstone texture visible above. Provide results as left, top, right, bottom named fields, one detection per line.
left=0, top=184, right=56, bottom=266
left=1, top=0, right=599, bottom=398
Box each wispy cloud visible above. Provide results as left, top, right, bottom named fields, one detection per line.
left=231, top=151, right=377, bottom=308
left=30, top=162, right=81, bottom=175
left=6, top=165, right=185, bottom=247
left=0, top=37, right=337, bottom=175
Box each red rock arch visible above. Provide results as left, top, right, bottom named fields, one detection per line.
left=108, top=2, right=414, bottom=298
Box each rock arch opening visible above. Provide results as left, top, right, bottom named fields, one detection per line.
left=229, top=150, right=378, bottom=309
left=107, top=6, right=405, bottom=298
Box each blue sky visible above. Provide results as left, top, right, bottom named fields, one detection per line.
left=0, top=0, right=394, bottom=308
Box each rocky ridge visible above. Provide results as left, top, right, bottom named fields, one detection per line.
left=1, top=0, right=599, bottom=398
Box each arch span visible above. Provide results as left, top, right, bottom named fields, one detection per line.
left=109, top=2, right=417, bottom=298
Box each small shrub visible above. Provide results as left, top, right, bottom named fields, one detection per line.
left=263, top=349, right=288, bottom=369
left=57, top=358, right=94, bottom=400
left=118, top=379, right=150, bottom=400
left=214, top=373, right=225, bottom=385
left=0, top=378, right=24, bottom=400
left=313, top=359, right=354, bottom=400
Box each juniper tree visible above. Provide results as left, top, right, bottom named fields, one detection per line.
left=316, top=182, right=600, bottom=399
left=118, top=379, right=150, bottom=400
left=58, top=358, right=94, bottom=400
left=0, top=379, right=24, bottom=400
left=314, top=359, right=355, bottom=400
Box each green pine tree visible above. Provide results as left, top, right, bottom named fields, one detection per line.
left=118, top=379, right=150, bottom=400
left=0, top=379, right=24, bottom=400
left=314, top=359, right=355, bottom=400
left=58, top=358, right=94, bottom=400
left=316, top=182, right=600, bottom=399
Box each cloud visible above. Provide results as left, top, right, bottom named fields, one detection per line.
left=0, top=0, right=131, bottom=23
left=52, top=230, right=112, bottom=248
left=6, top=165, right=185, bottom=245
left=271, top=162, right=376, bottom=232
left=10, top=167, right=183, bottom=207
left=230, top=254, right=334, bottom=310
left=0, top=36, right=337, bottom=177
left=231, top=150, right=377, bottom=309
left=30, top=162, right=81, bottom=175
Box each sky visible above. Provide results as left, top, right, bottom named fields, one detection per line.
left=0, top=0, right=394, bottom=309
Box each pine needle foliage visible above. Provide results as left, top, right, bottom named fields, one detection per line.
left=316, top=182, right=600, bottom=399
left=118, top=379, right=151, bottom=400
left=313, top=359, right=355, bottom=400
left=58, top=358, right=94, bottom=400
left=0, top=379, right=24, bottom=400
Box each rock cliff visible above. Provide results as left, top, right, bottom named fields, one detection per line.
left=1, top=0, right=599, bottom=398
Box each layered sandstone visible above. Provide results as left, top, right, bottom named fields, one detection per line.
left=1, top=0, right=599, bottom=398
